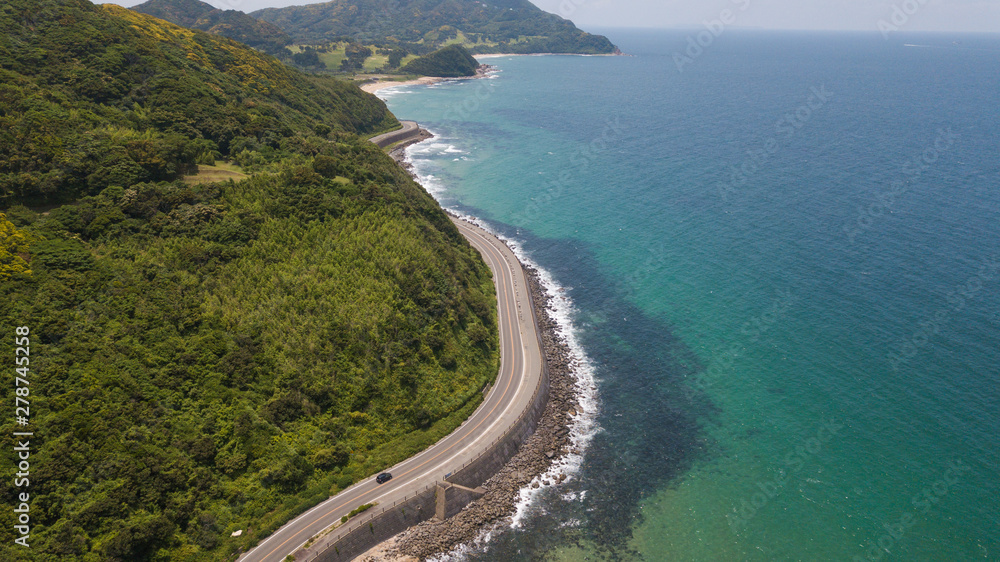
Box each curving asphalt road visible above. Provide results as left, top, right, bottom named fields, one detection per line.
left=238, top=217, right=544, bottom=562
left=369, top=120, right=420, bottom=148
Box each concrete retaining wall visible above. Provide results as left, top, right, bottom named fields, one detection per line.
left=308, top=484, right=437, bottom=561
left=435, top=483, right=485, bottom=520
left=443, top=261, right=550, bottom=491
left=371, top=122, right=419, bottom=148
left=443, top=367, right=548, bottom=490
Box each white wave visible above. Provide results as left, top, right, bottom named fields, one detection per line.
left=439, top=211, right=600, bottom=531
left=412, top=172, right=447, bottom=197
left=373, top=86, right=415, bottom=101
left=425, top=520, right=507, bottom=562
left=408, top=141, right=466, bottom=158
left=398, top=102, right=601, bottom=557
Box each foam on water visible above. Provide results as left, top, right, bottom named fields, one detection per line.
left=371, top=85, right=414, bottom=101
left=402, top=131, right=452, bottom=197
left=448, top=211, right=601, bottom=528
left=425, top=520, right=506, bottom=562
left=403, top=133, right=602, bottom=550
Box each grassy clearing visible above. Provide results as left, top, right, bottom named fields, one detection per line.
left=363, top=53, right=389, bottom=71
left=183, top=162, right=249, bottom=185
left=417, top=30, right=508, bottom=52
left=294, top=42, right=422, bottom=73
left=317, top=47, right=347, bottom=70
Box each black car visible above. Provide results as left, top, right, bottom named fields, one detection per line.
left=376, top=472, right=392, bottom=484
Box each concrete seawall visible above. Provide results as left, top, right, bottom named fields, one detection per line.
left=307, top=264, right=550, bottom=561
left=370, top=121, right=421, bottom=148
left=389, top=264, right=581, bottom=560
left=443, top=343, right=549, bottom=492
left=304, top=484, right=438, bottom=561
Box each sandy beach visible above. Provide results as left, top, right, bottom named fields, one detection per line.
left=360, top=63, right=501, bottom=94
left=359, top=76, right=445, bottom=94
left=476, top=52, right=625, bottom=59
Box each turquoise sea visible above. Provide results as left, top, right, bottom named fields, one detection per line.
left=380, top=30, right=1000, bottom=561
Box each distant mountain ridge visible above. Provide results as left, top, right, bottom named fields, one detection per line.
left=252, top=0, right=619, bottom=55
left=132, top=0, right=290, bottom=54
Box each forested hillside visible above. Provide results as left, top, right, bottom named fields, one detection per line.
left=131, top=0, right=291, bottom=54
left=401, top=45, right=481, bottom=77
left=253, top=0, right=618, bottom=55
left=0, top=0, right=397, bottom=207
left=0, top=1, right=500, bottom=560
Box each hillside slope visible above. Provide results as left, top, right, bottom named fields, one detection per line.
left=132, top=0, right=291, bottom=54
left=0, top=1, right=500, bottom=560
left=401, top=44, right=481, bottom=77
left=0, top=0, right=396, bottom=206
left=253, top=0, right=618, bottom=54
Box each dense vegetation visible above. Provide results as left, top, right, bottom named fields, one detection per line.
left=0, top=1, right=500, bottom=560
left=253, top=0, right=618, bottom=55
left=131, top=0, right=291, bottom=55
left=400, top=45, right=480, bottom=78
left=0, top=0, right=397, bottom=207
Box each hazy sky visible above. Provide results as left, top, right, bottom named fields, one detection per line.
left=103, top=0, right=1000, bottom=34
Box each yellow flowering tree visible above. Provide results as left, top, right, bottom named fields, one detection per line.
left=0, top=213, right=32, bottom=279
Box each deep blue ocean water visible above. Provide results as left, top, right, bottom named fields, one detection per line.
left=380, top=29, right=1000, bottom=561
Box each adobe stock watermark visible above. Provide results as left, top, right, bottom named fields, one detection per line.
left=845, top=127, right=959, bottom=244
left=589, top=242, right=671, bottom=320
left=612, top=243, right=669, bottom=305
left=441, top=77, right=498, bottom=122
left=689, top=289, right=798, bottom=393
left=852, top=460, right=971, bottom=561
left=674, top=0, right=752, bottom=73
left=886, top=255, right=998, bottom=372
left=12, top=326, right=33, bottom=548
left=726, top=418, right=844, bottom=531
left=557, top=0, right=591, bottom=19
left=877, top=0, right=931, bottom=40
left=510, top=117, right=625, bottom=225
left=717, top=85, right=833, bottom=203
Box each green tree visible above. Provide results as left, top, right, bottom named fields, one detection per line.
left=292, top=49, right=323, bottom=69
left=340, top=43, right=373, bottom=71
left=0, top=2, right=499, bottom=560
left=387, top=48, right=407, bottom=69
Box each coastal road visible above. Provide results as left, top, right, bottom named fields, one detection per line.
left=238, top=217, right=544, bottom=562
left=369, top=120, right=420, bottom=148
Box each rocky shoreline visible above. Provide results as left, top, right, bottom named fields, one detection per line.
left=387, top=129, right=434, bottom=170
left=381, top=63, right=497, bottom=169
left=356, top=120, right=585, bottom=562
left=356, top=262, right=582, bottom=561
